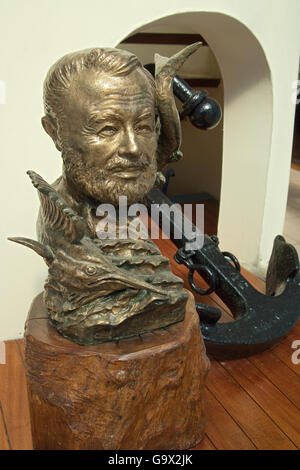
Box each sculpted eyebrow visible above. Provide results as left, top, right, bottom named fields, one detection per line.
left=136, top=111, right=155, bottom=121
left=85, top=112, right=120, bottom=130
left=84, top=110, right=154, bottom=131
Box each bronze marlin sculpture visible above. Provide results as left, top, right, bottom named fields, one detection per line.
left=9, top=171, right=188, bottom=345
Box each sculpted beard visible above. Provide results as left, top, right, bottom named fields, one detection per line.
left=62, top=149, right=158, bottom=206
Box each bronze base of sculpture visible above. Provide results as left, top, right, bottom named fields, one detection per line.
left=25, top=291, right=210, bottom=450
left=47, top=289, right=187, bottom=345
left=50, top=297, right=186, bottom=345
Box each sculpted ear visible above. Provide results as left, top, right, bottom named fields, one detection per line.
left=41, top=115, right=62, bottom=151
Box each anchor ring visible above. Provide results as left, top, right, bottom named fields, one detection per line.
left=222, top=251, right=241, bottom=272
left=188, top=265, right=217, bottom=295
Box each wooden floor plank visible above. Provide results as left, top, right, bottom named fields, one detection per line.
left=291, top=161, right=300, bottom=171
left=206, top=360, right=297, bottom=450
left=249, top=351, right=300, bottom=410
left=221, top=358, right=300, bottom=448
left=272, top=344, right=300, bottom=377
left=0, top=341, right=32, bottom=450
left=191, top=434, right=216, bottom=450
left=272, top=324, right=300, bottom=377
left=204, top=388, right=256, bottom=450
left=0, top=403, right=10, bottom=450
left=240, top=268, right=265, bottom=293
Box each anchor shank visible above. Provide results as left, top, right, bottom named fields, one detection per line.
left=146, top=187, right=259, bottom=318
left=193, top=236, right=259, bottom=318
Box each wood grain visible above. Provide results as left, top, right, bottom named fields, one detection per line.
left=249, top=351, right=300, bottom=410
left=271, top=329, right=300, bottom=377
left=25, top=292, right=209, bottom=450
left=206, top=360, right=297, bottom=450
left=191, top=434, right=216, bottom=450
left=221, top=358, right=300, bottom=447
left=0, top=403, right=10, bottom=450
left=0, top=341, right=32, bottom=450
left=204, top=389, right=256, bottom=450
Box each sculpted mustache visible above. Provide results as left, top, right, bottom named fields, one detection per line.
left=106, top=158, right=151, bottom=172
left=62, top=152, right=156, bottom=173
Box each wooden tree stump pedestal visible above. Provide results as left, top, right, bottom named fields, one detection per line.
left=24, top=291, right=210, bottom=450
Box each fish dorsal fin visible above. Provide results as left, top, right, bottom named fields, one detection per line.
left=27, top=170, right=87, bottom=243
left=8, top=236, right=54, bottom=261
left=154, top=42, right=202, bottom=78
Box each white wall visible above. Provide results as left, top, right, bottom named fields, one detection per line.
left=0, top=0, right=299, bottom=340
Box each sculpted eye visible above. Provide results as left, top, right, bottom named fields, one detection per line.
left=98, top=126, right=118, bottom=137
left=135, top=124, right=153, bottom=133
left=85, top=265, right=97, bottom=276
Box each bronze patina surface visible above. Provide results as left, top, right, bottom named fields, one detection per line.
left=10, top=43, right=201, bottom=345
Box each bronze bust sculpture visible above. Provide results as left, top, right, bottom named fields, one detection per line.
left=10, top=43, right=201, bottom=344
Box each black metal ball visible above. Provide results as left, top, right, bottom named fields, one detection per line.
left=189, top=97, right=222, bottom=130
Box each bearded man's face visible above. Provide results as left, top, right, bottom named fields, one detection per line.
left=58, top=68, right=158, bottom=206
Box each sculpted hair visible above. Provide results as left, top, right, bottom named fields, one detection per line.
left=43, top=47, right=155, bottom=120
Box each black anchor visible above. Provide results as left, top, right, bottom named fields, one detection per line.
left=146, top=187, right=300, bottom=360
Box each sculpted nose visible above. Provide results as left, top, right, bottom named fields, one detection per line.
left=119, top=128, right=141, bottom=158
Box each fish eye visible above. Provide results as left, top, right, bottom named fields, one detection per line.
left=85, top=265, right=97, bottom=276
